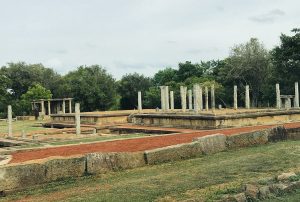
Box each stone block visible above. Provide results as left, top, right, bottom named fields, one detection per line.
left=226, top=130, right=269, bottom=148
left=44, top=155, right=86, bottom=181
left=0, top=163, right=46, bottom=192
left=144, top=142, right=203, bottom=165
left=244, top=184, right=259, bottom=200
left=86, top=152, right=146, bottom=174
left=193, top=134, right=227, bottom=154
left=258, top=186, right=271, bottom=199
left=267, top=126, right=287, bottom=142
left=277, top=172, right=296, bottom=181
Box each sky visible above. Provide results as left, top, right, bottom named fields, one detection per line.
left=0, top=0, right=299, bottom=79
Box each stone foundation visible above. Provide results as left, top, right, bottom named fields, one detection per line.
left=132, top=109, right=300, bottom=129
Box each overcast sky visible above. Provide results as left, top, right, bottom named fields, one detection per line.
left=0, top=0, right=299, bottom=79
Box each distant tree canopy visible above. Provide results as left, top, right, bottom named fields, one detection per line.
left=218, top=38, right=272, bottom=107
left=20, top=84, right=53, bottom=115
left=118, top=73, right=152, bottom=109
left=272, top=28, right=300, bottom=93
left=63, top=65, right=118, bottom=112
left=0, top=29, right=299, bottom=117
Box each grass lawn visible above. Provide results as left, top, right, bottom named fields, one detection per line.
left=49, top=133, right=150, bottom=146
left=0, top=120, right=48, bottom=135
left=1, top=140, right=299, bottom=202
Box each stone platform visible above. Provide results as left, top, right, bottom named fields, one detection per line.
left=132, top=109, right=300, bottom=129
left=50, top=109, right=155, bottom=125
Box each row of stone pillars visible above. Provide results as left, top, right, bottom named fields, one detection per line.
left=157, top=85, right=217, bottom=112
left=159, top=84, right=251, bottom=112
left=6, top=104, right=82, bottom=137
left=233, top=85, right=251, bottom=110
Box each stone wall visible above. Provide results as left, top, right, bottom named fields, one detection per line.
left=0, top=125, right=299, bottom=194
left=133, top=110, right=300, bottom=129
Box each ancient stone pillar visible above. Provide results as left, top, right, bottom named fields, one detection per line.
left=211, top=84, right=215, bottom=110
left=295, top=82, right=299, bottom=108
left=188, top=89, right=193, bottom=110
left=8, top=105, right=12, bottom=137
left=205, top=86, right=209, bottom=111
left=170, top=91, right=174, bottom=110
left=48, top=100, right=51, bottom=115
left=180, top=86, right=187, bottom=112
left=245, top=85, right=250, bottom=109
left=276, top=83, right=281, bottom=109
left=138, top=91, right=142, bottom=112
left=193, top=84, right=199, bottom=112
left=160, top=86, right=166, bottom=111
left=234, top=85, right=238, bottom=110
left=165, top=86, right=170, bottom=111
left=75, top=103, right=81, bottom=135
left=22, top=130, right=26, bottom=139
left=69, top=99, right=72, bottom=113
left=199, top=86, right=203, bottom=111
left=41, top=100, right=45, bottom=115
left=62, top=100, right=66, bottom=114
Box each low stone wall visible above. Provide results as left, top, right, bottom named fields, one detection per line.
left=0, top=125, right=299, bottom=194
left=86, top=152, right=146, bottom=174
left=133, top=109, right=300, bottom=129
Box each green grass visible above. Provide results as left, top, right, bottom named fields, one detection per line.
left=263, top=189, right=300, bottom=202
left=49, top=133, right=150, bottom=146
left=0, top=120, right=48, bottom=135
left=1, top=140, right=300, bottom=202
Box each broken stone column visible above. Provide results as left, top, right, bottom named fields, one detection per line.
left=205, top=86, right=209, bottom=111
left=199, top=86, right=203, bottom=111
left=170, top=91, right=174, bottom=110
left=211, top=84, right=215, bottom=110
left=165, top=86, right=170, bottom=111
left=295, top=82, right=299, bottom=108
left=62, top=99, right=66, bottom=114
left=8, top=105, right=12, bottom=137
left=276, top=83, right=281, bottom=109
left=48, top=100, right=51, bottom=115
left=245, top=85, right=250, bottom=109
left=188, top=89, right=193, bottom=110
left=234, top=85, right=238, bottom=110
left=138, top=91, right=142, bottom=112
left=160, top=86, right=166, bottom=111
left=180, top=86, right=187, bottom=112
left=75, top=103, right=81, bottom=135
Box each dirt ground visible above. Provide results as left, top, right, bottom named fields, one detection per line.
left=9, top=122, right=300, bottom=164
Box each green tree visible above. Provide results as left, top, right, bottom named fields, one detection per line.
left=177, top=61, right=205, bottom=82
left=272, top=28, right=300, bottom=93
left=118, top=73, right=152, bottom=109
left=218, top=38, right=272, bottom=107
left=1, top=62, right=62, bottom=99
left=20, top=84, right=52, bottom=115
left=64, top=65, right=118, bottom=112
left=153, top=67, right=177, bottom=86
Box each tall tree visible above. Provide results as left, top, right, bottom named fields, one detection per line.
left=20, top=84, right=52, bottom=115
left=218, top=38, right=272, bottom=107
left=1, top=62, right=61, bottom=99
left=118, top=73, right=152, bottom=109
left=153, top=67, right=177, bottom=86
left=64, top=65, right=118, bottom=111
left=272, top=28, right=300, bottom=93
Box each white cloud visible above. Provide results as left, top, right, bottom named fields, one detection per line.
left=0, top=0, right=299, bottom=79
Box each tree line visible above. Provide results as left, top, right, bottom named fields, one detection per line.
left=0, top=29, right=299, bottom=117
